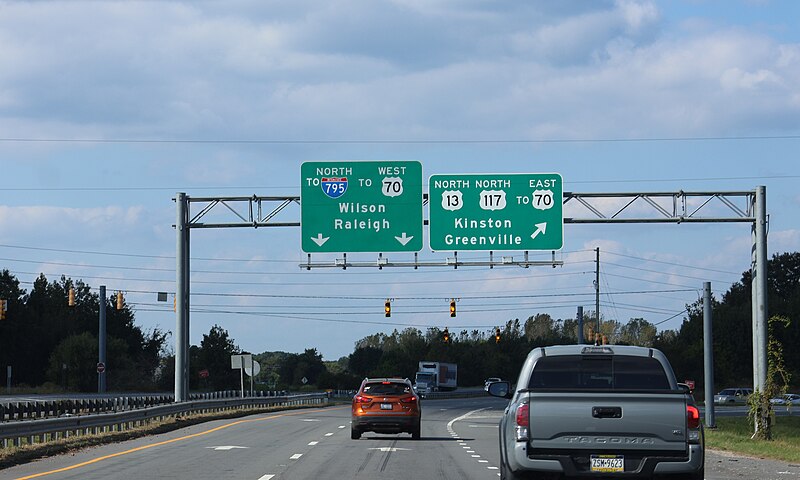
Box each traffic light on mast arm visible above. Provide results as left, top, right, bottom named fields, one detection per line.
left=116, top=292, right=124, bottom=310
left=495, top=327, right=501, bottom=344
left=449, top=299, right=456, bottom=317
left=68, top=287, right=75, bottom=307
left=384, top=299, right=391, bottom=317
left=0, top=299, right=7, bottom=320
left=443, top=327, right=451, bottom=344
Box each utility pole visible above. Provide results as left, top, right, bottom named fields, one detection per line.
left=577, top=306, right=584, bottom=344
left=595, top=247, right=600, bottom=334
left=703, top=282, right=716, bottom=428
left=98, top=285, right=106, bottom=393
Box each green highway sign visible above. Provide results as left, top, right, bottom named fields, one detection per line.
left=428, top=173, right=563, bottom=251
left=301, top=161, right=423, bottom=253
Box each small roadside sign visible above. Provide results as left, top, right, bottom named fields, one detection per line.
left=96, top=362, right=106, bottom=374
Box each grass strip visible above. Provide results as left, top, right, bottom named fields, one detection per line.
left=705, top=415, right=800, bottom=462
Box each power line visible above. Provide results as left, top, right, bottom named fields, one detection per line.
left=603, top=251, right=743, bottom=276
left=1, top=134, right=799, bottom=145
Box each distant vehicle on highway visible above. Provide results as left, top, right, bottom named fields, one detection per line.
left=714, top=387, right=753, bottom=405
left=484, top=377, right=501, bottom=391
left=770, top=393, right=800, bottom=406
left=351, top=377, right=421, bottom=440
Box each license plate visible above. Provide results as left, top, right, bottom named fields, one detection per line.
left=590, top=455, right=624, bottom=473
left=380, top=403, right=393, bottom=410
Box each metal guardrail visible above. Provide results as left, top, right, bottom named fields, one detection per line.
left=419, top=389, right=490, bottom=400
left=0, top=390, right=291, bottom=422
left=0, top=393, right=327, bottom=449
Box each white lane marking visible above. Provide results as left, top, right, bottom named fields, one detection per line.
left=468, top=424, right=498, bottom=428
left=471, top=455, right=481, bottom=458
left=325, top=432, right=334, bottom=436
left=479, top=460, right=489, bottom=463
left=206, top=446, right=248, bottom=451
left=290, top=453, right=303, bottom=460
left=368, top=447, right=412, bottom=452
left=258, top=475, right=275, bottom=480
left=338, top=425, right=346, bottom=429
left=488, top=467, right=498, bottom=470
left=302, top=419, right=320, bottom=422
left=308, top=441, right=319, bottom=446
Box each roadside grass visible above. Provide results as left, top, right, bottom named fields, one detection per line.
left=705, top=415, right=800, bottom=462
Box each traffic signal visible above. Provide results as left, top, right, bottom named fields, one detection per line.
left=449, top=299, right=456, bottom=317
left=495, top=327, right=501, bottom=344
left=443, top=327, right=450, bottom=344
left=384, top=299, right=391, bottom=317
left=0, top=299, right=6, bottom=320
left=68, top=287, right=75, bottom=307
left=116, top=292, right=124, bottom=310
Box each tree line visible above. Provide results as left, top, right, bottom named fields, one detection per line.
left=2, top=251, right=798, bottom=393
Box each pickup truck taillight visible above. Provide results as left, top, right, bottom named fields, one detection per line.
left=515, top=401, right=530, bottom=441
left=686, top=405, right=700, bottom=429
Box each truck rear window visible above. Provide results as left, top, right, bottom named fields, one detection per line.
left=528, top=355, right=670, bottom=390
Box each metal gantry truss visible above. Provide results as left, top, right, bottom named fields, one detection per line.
left=183, top=190, right=757, bottom=228
left=173, top=188, right=768, bottom=402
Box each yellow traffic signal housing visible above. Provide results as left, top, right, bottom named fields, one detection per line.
left=443, top=327, right=450, bottom=344
left=116, top=292, right=124, bottom=310
left=68, top=287, right=75, bottom=307
left=449, top=299, right=456, bottom=317
left=384, top=299, right=391, bottom=317
left=495, top=327, right=501, bottom=344
left=0, top=299, right=6, bottom=320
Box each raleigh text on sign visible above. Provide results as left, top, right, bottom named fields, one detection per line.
left=428, top=173, right=563, bottom=251
left=301, top=161, right=423, bottom=253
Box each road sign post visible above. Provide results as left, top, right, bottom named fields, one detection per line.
left=428, top=173, right=563, bottom=251
left=301, top=161, right=423, bottom=253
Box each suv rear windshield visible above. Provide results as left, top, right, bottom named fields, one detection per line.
left=363, top=382, right=412, bottom=395
left=528, top=355, right=670, bottom=391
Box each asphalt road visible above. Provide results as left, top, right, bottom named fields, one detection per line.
left=1, top=396, right=798, bottom=480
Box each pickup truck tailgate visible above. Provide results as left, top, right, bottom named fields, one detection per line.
left=528, top=392, right=687, bottom=451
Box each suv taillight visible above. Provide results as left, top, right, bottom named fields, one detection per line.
left=515, top=401, right=530, bottom=441
left=400, top=396, right=417, bottom=403
left=687, top=405, right=700, bottom=429
left=355, top=395, right=372, bottom=404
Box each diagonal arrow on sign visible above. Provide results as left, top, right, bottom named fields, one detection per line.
left=530, top=222, right=547, bottom=240
left=395, top=232, right=414, bottom=246
left=310, top=234, right=330, bottom=246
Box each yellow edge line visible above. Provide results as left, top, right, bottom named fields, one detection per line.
left=15, top=405, right=347, bottom=480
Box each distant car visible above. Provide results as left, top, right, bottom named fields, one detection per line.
left=484, top=377, right=501, bottom=391
left=714, top=387, right=753, bottom=405
left=770, top=393, right=800, bottom=406
left=351, top=377, right=421, bottom=440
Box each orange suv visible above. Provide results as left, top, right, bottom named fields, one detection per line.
left=351, top=377, right=421, bottom=440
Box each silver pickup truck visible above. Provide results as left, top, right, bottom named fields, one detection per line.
left=487, top=344, right=703, bottom=479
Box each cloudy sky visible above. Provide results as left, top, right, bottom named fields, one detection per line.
left=1, top=0, right=799, bottom=361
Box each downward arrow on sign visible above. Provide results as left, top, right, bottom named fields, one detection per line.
left=530, top=222, right=547, bottom=240
left=395, top=232, right=414, bottom=245
left=311, top=234, right=329, bottom=246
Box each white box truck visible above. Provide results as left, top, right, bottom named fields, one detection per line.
left=414, top=361, right=457, bottom=393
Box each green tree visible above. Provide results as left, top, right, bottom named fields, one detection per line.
left=196, top=325, right=241, bottom=390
